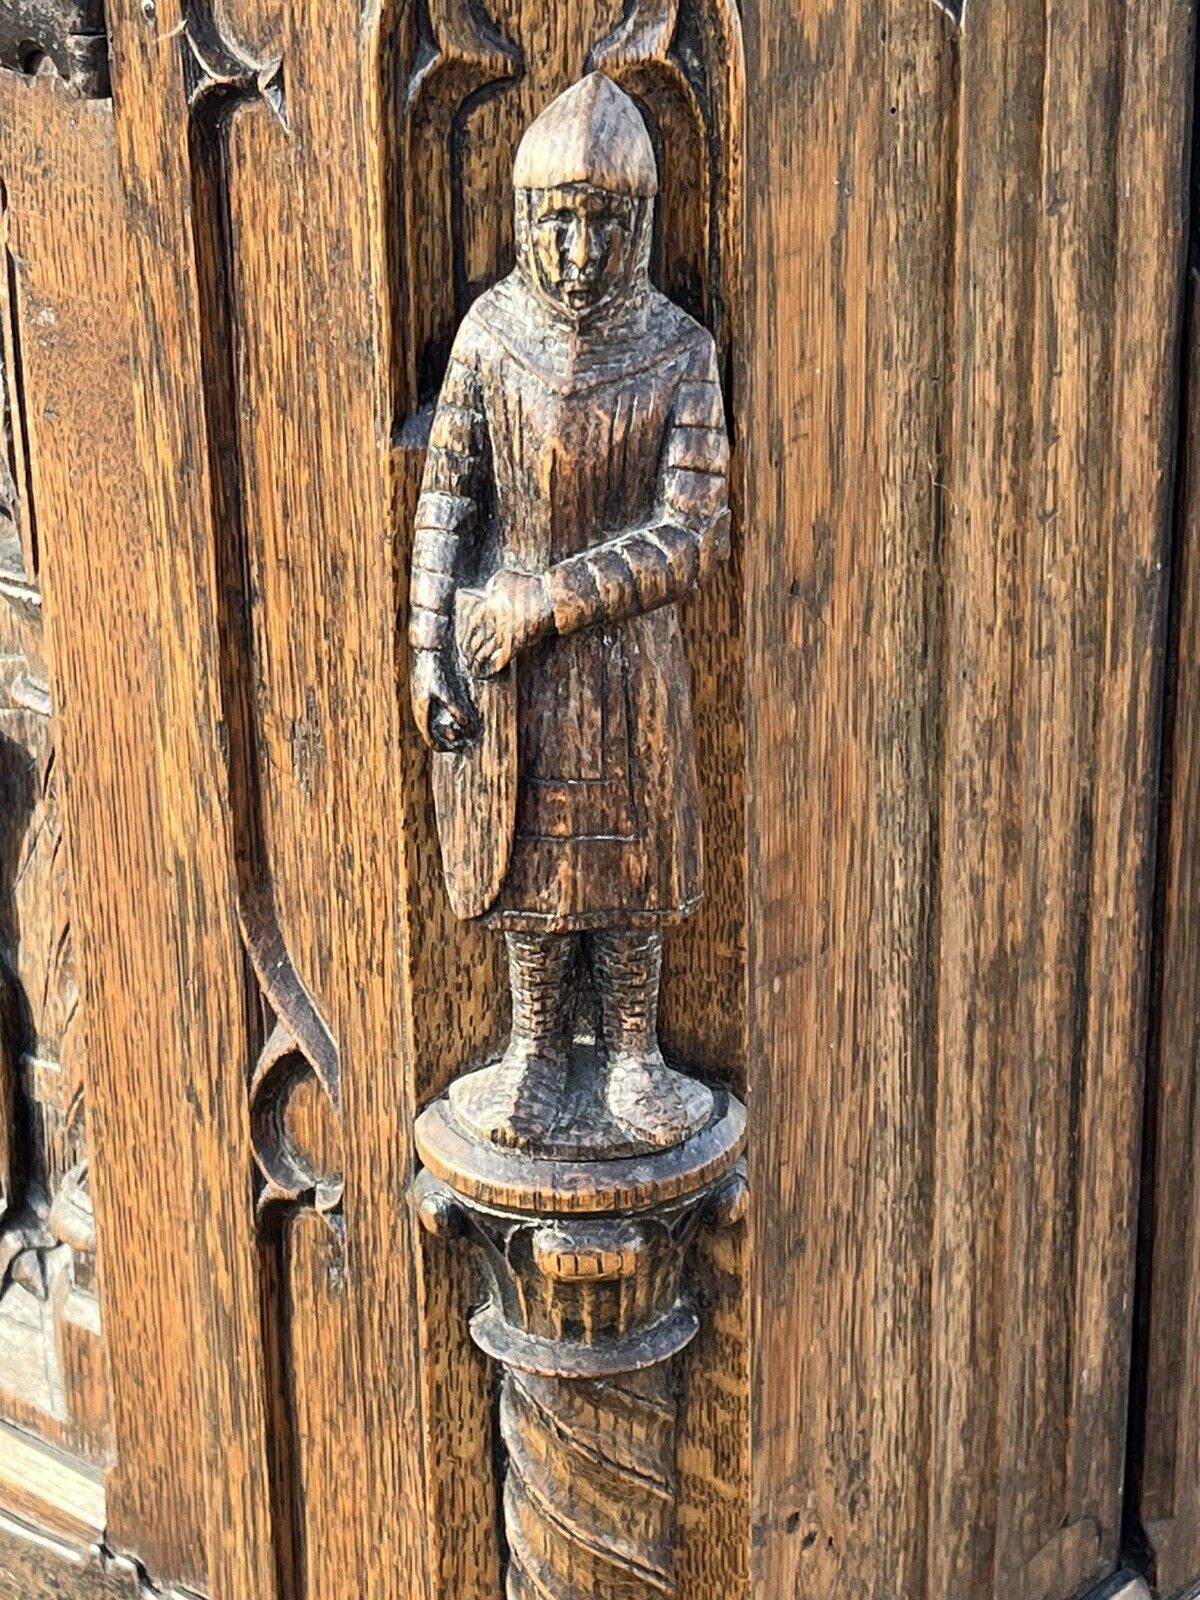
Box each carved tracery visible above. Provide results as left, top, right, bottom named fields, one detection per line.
left=181, top=2, right=343, bottom=1243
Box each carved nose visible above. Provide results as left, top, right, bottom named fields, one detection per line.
left=567, top=218, right=591, bottom=271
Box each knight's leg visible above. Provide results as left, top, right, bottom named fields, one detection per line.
left=449, top=932, right=576, bottom=1148
left=590, top=928, right=712, bottom=1149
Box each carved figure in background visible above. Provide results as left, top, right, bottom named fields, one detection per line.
left=409, top=73, right=731, bottom=1150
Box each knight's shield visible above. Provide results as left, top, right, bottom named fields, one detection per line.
left=432, top=588, right=517, bottom=920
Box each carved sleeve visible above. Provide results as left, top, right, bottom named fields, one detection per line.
left=408, top=353, right=487, bottom=653
left=544, top=342, right=730, bottom=639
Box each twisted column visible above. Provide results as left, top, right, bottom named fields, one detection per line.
left=414, top=1090, right=746, bottom=1600
left=502, top=1364, right=677, bottom=1600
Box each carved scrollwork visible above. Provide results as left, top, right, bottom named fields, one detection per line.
left=249, top=1018, right=343, bottom=1222
left=178, top=6, right=345, bottom=1246
left=244, top=895, right=341, bottom=1228
left=182, top=0, right=284, bottom=122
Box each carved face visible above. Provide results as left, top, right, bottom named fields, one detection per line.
left=523, top=184, right=641, bottom=323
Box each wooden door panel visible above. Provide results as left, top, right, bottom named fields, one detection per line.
left=0, top=0, right=1193, bottom=1596
left=744, top=2, right=1190, bottom=1599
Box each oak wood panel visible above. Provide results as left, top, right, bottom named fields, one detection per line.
left=0, top=71, right=213, bottom=1585
left=744, top=2, right=885, bottom=1593
left=209, top=0, right=436, bottom=1589
left=934, top=0, right=1057, bottom=1589
left=992, top=0, right=1119, bottom=1574
left=744, top=2, right=1190, bottom=1598
left=96, top=4, right=285, bottom=1585
left=102, top=0, right=445, bottom=1591
left=1136, top=268, right=1200, bottom=1597
left=872, top=4, right=956, bottom=1595
left=1070, top=0, right=1192, bottom=1573
left=0, top=68, right=109, bottom=1467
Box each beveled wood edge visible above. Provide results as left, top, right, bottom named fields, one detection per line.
left=414, top=1091, right=747, bottom=1214
left=0, top=1421, right=104, bottom=1546
left=0, top=1504, right=205, bottom=1599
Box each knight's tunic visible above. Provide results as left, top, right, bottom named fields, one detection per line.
left=410, top=273, right=729, bottom=931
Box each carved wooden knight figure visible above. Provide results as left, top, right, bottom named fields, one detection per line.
left=409, top=73, right=731, bottom=1151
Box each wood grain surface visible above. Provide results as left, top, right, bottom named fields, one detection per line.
left=742, top=1, right=1192, bottom=1599
left=0, top=0, right=1195, bottom=1594
left=1134, top=266, right=1200, bottom=1598
left=0, top=72, right=214, bottom=1586
left=99, top=0, right=437, bottom=1590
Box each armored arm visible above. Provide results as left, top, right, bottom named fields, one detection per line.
left=409, top=347, right=492, bottom=746
left=408, top=353, right=486, bottom=654
left=544, top=342, right=730, bottom=640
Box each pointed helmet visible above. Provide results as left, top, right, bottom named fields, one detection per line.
left=513, top=73, right=658, bottom=197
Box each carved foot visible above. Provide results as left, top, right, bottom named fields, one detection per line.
left=449, top=1043, right=566, bottom=1148
left=603, top=1050, right=712, bottom=1149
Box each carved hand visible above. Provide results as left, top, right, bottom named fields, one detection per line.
left=460, top=569, right=552, bottom=678
left=411, top=649, right=476, bottom=752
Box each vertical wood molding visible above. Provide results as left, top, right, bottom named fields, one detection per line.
left=101, top=0, right=440, bottom=1589
left=0, top=71, right=215, bottom=1586
left=0, top=144, right=110, bottom=1465
left=1135, top=242, right=1200, bottom=1594
left=100, top=0, right=288, bottom=1585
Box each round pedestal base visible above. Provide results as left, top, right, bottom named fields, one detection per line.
left=414, top=1085, right=746, bottom=1218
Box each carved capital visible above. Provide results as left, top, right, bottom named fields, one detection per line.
left=414, top=1097, right=746, bottom=1597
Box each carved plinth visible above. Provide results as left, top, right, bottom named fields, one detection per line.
left=415, top=1089, right=746, bottom=1600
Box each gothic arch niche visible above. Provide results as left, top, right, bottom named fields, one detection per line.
left=389, top=0, right=748, bottom=1089
left=389, top=0, right=744, bottom=427
left=386, top=8, right=749, bottom=1600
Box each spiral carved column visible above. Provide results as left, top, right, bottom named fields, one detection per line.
left=501, top=1364, right=677, bottom=1600
left=414, top=1089, right=746, bottom=1600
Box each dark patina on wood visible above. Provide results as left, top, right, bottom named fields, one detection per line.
left=410, top=73, right=746, bottom=1599
left=0, top=0, right=110, bottom=97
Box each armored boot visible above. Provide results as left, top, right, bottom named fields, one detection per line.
left=592, top=929, right=712, bottom=1148
left=450, top=933, right=575, bottom=1148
